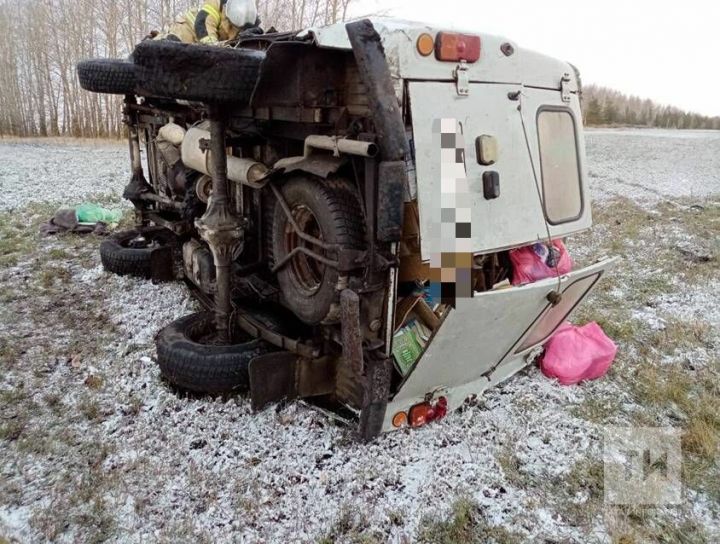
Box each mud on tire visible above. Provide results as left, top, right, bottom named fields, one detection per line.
left=155, top=312, right=274, bottom=394
left=77, top=58, right=136, bottom=95
left=132, top=40, right=265, bottom=103
left=270, top=177, right=366, bottom=325
left=100, top=227, right=176, bottom=279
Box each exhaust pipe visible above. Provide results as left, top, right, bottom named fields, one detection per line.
left=304, top=135, right=378, bottom=158
left=181, top=127, right=268, bottom=187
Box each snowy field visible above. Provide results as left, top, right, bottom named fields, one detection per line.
left=0, top=140, right=129, bottom=212
left=0, top=129, right=719, bottom=543
left=585, top=128, right=720, bottom=203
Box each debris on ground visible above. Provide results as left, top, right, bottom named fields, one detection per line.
left=39, top=204, right=121, bottom=236
left=540, top=321, right=617, bottom=385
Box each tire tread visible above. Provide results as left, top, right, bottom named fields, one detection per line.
left=77, top=58, right=136, bottom=95
left=99, top=227, right=175, bottom=279
left=155, top=312, right=273, bottom=393
left=133, top=41, right=264, bottom=103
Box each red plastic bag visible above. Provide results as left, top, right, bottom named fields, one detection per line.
left=540, top=322, right=617, bottom=385
left=509, top=240, right=573, bottom=286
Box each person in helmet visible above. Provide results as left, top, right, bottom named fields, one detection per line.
left=161, top=0, right=259, bottom=45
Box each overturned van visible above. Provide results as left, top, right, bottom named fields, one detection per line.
left=76, top=17, right=613, bottom=440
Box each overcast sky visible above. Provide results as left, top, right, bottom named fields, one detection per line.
left=347, top=0, right=720, bottom=117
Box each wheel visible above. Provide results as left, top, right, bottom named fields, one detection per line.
left=155, top=312, right=275, bottom=394
left=270, top=177, right=366, bottom=325
left=100, top=227, right=176, bottom=279
left=132, top=40, right=265, bottom=103
left=77, top=58, right=136, bottom=95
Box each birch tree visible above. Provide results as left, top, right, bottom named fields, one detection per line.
left=0, top=0, right=358, bottom=138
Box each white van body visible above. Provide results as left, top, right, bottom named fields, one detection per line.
left=300, top=18, right=614, bottom=432
left=299, top=19, right=615, bottom=431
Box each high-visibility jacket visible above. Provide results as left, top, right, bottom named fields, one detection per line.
left=165, top=0, right=240, bottom=44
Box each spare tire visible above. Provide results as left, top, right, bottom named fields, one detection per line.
left=156, top=312, right=275, bottom=394
left=77, top=58, right=136, bottom=95
left=270, top=177, right=366, bottom=325
left=100, top=227, right=176, bottom=279
left=132, top=40, right=265, bottom=103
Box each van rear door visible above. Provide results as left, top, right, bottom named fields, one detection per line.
left=383, top=257, right=616, bottom=429
left=408, top=80, right=589, bottom=259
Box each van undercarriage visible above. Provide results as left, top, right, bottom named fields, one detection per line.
left=77, top=18, right=612, bottom=440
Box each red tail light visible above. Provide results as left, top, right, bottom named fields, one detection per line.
left=409, top=397, right=449, bottom=427
left=435, top=32, right=481, bottom=63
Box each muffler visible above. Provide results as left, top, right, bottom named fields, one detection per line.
left=181, top=127, right=268, bottom=187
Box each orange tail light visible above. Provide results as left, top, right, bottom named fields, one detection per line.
left=408, top=397, right=449, bottom=428
left=435, top=32, right=481, bottom=63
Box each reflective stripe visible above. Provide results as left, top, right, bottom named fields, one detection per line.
left=201, top=4, right=222, bottom=24
left=185, top=8, right=197, bottom=26
left=199, top=36, right=217, bottom=44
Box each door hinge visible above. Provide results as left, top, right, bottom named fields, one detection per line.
left=561, top=72, right=572, bottom=103
left=454, top=61, right=469, bottom=96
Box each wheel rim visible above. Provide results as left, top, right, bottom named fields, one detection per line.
left=126, top=234, right=151, bottom=249
left=284, top=205, right=325, bottom=295
left=123, top=230, right=166, bottom=250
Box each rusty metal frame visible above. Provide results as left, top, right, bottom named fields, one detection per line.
left=185, top=280, right=321, bottom=359
left=234, top=308, right=321, bottom=359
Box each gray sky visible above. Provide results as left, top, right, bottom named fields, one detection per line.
left=348, top=0, right=720, bottom=117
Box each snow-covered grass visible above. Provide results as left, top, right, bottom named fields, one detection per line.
left=1, top=131, right=719, bottom=543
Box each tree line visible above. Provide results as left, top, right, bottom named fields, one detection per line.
left=582, top=84, right=720, bottom=130
left=0, top=0, right=354, bottom=138
left=2, top=2, right=717, bottom=138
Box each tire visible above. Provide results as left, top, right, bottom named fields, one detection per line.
left=132, top=40, right=265, bottom=103
left=77, top=58, right=136, bottom=95
left=100, top=227, right=176, bottom=279
left=271, top=177, right=365, bottom=325
left=155, top=312, right=274, bottom=394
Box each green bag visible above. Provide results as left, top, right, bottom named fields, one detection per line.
left=75, top=203, right=122, bottom=225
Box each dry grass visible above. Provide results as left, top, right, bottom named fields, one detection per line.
left=318, top=505, right=382, bottom=544
left=1, top=183, right=717, bottom=541
left=605, top=506, right=710, bottom=544
left=416, top=498, right=522, bottom=544
left=496, top=444, right=528, bottom=489
left=532, top=195, right=720, bottom=539
left=0, top=135, right=123, bottom=146
left=0, top=214, right=36, bottom=268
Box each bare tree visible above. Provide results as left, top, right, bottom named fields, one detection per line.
left=0, top=0, right=355, bottom=138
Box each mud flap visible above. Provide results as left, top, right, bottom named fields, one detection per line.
left=149, top=245, right=174, bottom=283
left=249, top=352, right=297, bottom=411
left=249, top=352, right=336, bottom=412
left=383, top=258, right=616, bottom=429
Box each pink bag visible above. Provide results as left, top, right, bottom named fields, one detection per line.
left=510, top=240, right=573, bottom=286
left=540, top=322, right=617, bottom=385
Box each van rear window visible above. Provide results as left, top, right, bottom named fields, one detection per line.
left=537, top=110, right=583, bottom=224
